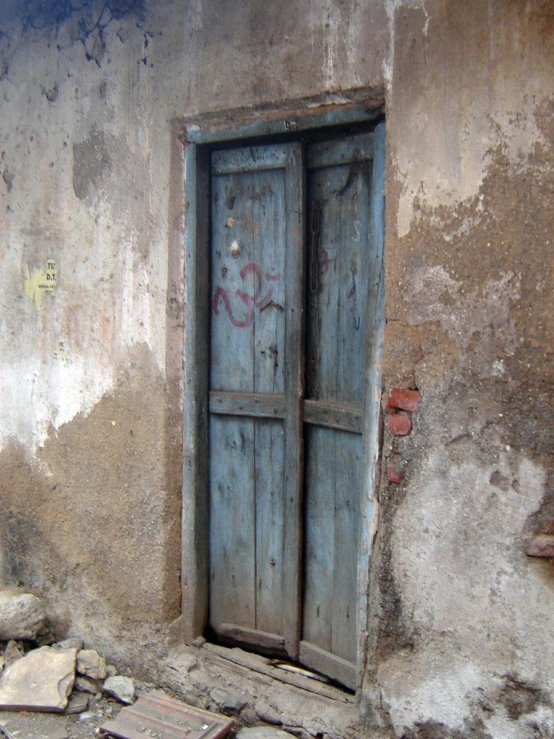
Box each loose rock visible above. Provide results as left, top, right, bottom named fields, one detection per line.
left=255, top=697, right=282, bottom=725
left=210, top=686, right=247, bottom=713
left=107, top=663, right=118, bottom=677
left=0, top=590, right=45, bottom=640
left=55, top=638, right=83, bottom=651
left=102, top=675, right=135, bottom=705
left=75, top=674, right=102, bottom=695
left=77, top=648, right=107, bottom=680
left=237, top=729, right=296, bottom=739
left=65, top=691, right=89, bottom=715
left=0, top=646, right=77, bottom=712
left=3, top=640, right=23, bottom=667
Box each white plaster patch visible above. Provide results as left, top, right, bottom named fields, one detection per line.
left=380, top=450, right=554, bottom=735
left=1, top=356, right=114, bottom=453
left=379, top=655, right=487, bottom=735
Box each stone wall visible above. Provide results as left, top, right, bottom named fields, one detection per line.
left=0, top=0, right=552, bottom=735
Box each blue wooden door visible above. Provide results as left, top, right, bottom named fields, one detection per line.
left=208, top=132, right=378, bottom=687
left=300, top=133, right=374, bottom=689
left=209, top=143, right=304, bottom=659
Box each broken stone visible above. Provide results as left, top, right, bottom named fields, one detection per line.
left=0, top=655, right=4, bottom=671
left=210, top=686, right=247, bottom=713
left=0, top=590, right=45, bottom=640
left=107, top=663, right=118, bottom=677
left=74, top=674, right=102, bottom=694
left=102, top=675, right=135, bottom=704
left=192, top=635, right=206, bottom=648
left=3, top=640, right=23, bottom=667
left=254, top=697, right=282, bottom=725
left=0, top=646, right=77, bottom=712
left=55, top=637, right=83, bottom=651
left=77, top=648, right=107, bottom=679
left=65, top=691, right=89, bottom=715
left=174, top=651, right=199, bottom=673
left=237, top=729, right=296, bottom=739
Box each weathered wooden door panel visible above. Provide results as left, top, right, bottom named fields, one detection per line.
left=300, top=133, right=373, bottom=690
left=207, top=131, right=377, bottom=686
left=208, top=143, right=304, bottom=658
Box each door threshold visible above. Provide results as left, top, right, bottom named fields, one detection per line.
left=162, top=643, right=363, bottom=739
left=201, top=642, right=355, bottom=702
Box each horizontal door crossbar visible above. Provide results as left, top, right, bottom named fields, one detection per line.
left=209, top=391, right=286, bottom=419
left=302, top=399, right=363, bottom=433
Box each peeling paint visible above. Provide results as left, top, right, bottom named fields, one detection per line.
left=23, top=260, right=57, bottom=309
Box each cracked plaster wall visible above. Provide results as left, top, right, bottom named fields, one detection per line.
left=369, top=1, right=554, bottom=738
left=0, top=0, right=387, bottom=680
left=0, top=0, right=552, bottom=735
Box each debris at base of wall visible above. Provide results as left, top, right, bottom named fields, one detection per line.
left=0, top=589, right=46, bottom=641
left=0, top=646, right=77, bottom=711
left=102, top=676, right=136, bottom=705
left=237, top=729, right=297, bottom=739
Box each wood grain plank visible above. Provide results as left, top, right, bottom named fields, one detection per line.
left=209, top=417, right=256, bottom=631
left=281, top=142, right=305, bottom=660
left=255, top=420, right=285, bottom=635
left=357, top=121, right=386, bottom=685
left=302, top=135, right=374, bottom=683
left=302, top=425, right=335, bottom=653
left=201, top=643, right=355, bottom=702
left=216, top=623, right=286, bottom=653
left=209, top=391, right=285, bottom=419
left=331, top=430, right=361, bottom=663
left=302, top=399, right=362, bottom=433
left=210, top=168, right=257, bottom=393
left=182, top=143, right=210, bottom=643
left=299, top=641, right=356, bottom=691
left=307, top=132, right=374, bottom=170
left=212, top=145, right=289, bottom=175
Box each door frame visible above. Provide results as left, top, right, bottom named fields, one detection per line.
left=179, top=101, right=385, bottom=692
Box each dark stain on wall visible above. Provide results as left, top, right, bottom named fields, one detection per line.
left=0, top=344, right=182, bottom=677
left=73, top=128, right=112, bottom=202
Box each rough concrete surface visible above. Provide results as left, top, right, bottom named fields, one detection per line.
left=367, top=1, right=554, bottom=737
left=0, top=0, right=552, bottom=737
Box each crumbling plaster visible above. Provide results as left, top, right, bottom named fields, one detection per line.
left=0, top=0, right=553, bottom=736
left=370, top=1, right=554, bottom=737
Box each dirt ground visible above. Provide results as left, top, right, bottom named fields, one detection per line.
left=0, top=680, right=155, bottom=739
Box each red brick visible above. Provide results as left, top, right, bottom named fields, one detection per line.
left=388, top=388, right=421, bottom=413
left=527, top=535, right=554, bottom=558
left=388, top=413, right=412, bottom=436
left=386, top=465, right=405, bottom=484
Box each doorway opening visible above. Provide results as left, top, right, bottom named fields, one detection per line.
left=181, top=106, right=385, bottom=693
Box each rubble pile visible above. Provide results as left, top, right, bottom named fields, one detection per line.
left=0, top=589, right=298, bottom=739
left=0, top=588, right=139, bottom=736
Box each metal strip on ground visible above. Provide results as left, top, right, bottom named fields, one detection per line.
left=99, top=690, right=235, bottom=739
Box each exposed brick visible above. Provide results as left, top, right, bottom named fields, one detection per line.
left=388, top=388, right=421, bottom=413
left=386, top=465, right=405, bottom=484
left=527, top=535, right=554, bottom=558
left=388, top=413, right=412, bottom=436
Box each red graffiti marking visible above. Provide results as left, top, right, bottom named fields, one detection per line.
left=213, top=263, right=282, bottom=328
left=213, top=287, right=254, bottom=328
left=319, top=249, right=337, bottom=275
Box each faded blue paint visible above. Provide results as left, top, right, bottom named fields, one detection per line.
left=357, top=121, right=385, bottom=685
left=185, top=104, right=380, bottom=145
